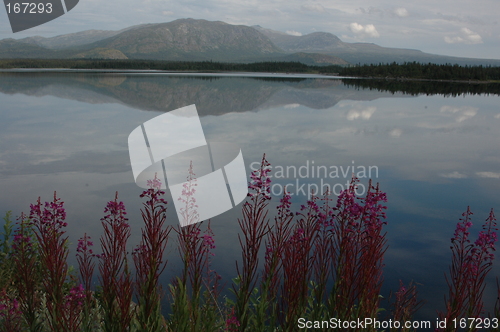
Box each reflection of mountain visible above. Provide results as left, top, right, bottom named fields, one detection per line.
left=0, top=72, right=412, bottom=114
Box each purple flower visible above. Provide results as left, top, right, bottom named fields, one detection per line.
left=203, top=234, right=216, bottom=250
left=64, top=284, right=86, bottom=309
left=247, top=154, right=272, bottom=199
left=77, top=236, right=94, bottom=255
left=146, top=172, right=163, bottom=190
left=178, top=161, right=199, bottom=226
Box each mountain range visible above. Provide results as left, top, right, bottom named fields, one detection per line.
left=1, top=18, right=499, bottom=66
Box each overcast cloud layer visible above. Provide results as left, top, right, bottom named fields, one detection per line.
left=0, top=0, right=498, bottom=59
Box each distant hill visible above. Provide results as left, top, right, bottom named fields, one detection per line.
left=253, top=26, right=346, bottom=53
left=74, top=48, right=128, bottom=60
left=0, top=38, right=55, bottom=58
left=82, top=19, right=283, bottom=62
left=18, top=30, right=123, bottom=50
left=1, top=18, right=499, bottom=66
left=253, top=25, right=500, bottom=66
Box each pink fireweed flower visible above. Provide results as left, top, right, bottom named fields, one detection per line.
left=11, top=232, right=32, bottom=252
left=99, top=193, right=130, bottom=266
left=178, top=161, right=199, bottom=226
left=140, top=173, right=168, bottom=209
left=29, top=192, right=68, bottom=235
left=99, top=192, right=133, bottom=332
left=330, top=178, right=388, bottom=320
left=471, top=209, right=497, bottom=262
left=102, top=200, right=129, bottom=227
left=147, top=172, right=163, bottom=190
left=247, top=154, right=272, bottom=199
left=317, top=189, right=335, bottom=227
left=277, top=187, right=293, bottom=218
left=298, top=195, right=320, bottom=216
left=0, top=291, right=22, bottom=330
left=134, top=172, right=171, bottom=331
left=264, top=244, right=273, bottom=261
left=390, top=280, right=422, bottom=326
left=452, top=207, right=473, bottom=244
left=77, top=236, right=94, bottom=255
left=226, top=308, right=241, bottom=332
left=439, top=208, right=497, bottom=328
left=236, top=153, right=275, bottom=330
left=65, top=284, right=86, bottom=308
left=262, top=186, right=295, bottom=319
left=76, top=233, right=96, bottom=304
left=203, top=234, right=216, bottom=252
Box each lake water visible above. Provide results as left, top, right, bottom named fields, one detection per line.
left=1, top=71, right=499, bottom=323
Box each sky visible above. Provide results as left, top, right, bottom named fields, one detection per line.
left=0, top=0, right=499, bottom=59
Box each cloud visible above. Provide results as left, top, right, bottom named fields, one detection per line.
left=444, top=28, right=483, bottom=44
left=349, top=22, right=380, bottom=38
left=301, top=3, right=326, bottom=13
left=440, top=171, right=467, bottom=179
left=162, top=11, right=174, bottom=15
left=394, top=7, right=409, bottom=17
left=358, top=7, right=383, bottom=16
left=476, top=172, right=500, bottom=179
left=286, top=30, right=302, bottom=36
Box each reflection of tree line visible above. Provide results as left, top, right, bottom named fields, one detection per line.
left=342, top=79, right=500, bottom=97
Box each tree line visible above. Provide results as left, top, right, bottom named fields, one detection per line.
left=325, top=61, right=500, bottom=81
left=0, top=59, right=315, bottom=73
left=1, top=59, right=500, bottom=81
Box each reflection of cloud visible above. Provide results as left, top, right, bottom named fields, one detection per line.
left=440, top=171, right=467, bottom=179
left=346, top=106, right=376, bottom=120
left=286, top=30, right=302, bottom=36
left=440, top=106, right=477, bottom=122
left=456, top=111, right=477, bottom=122
left=495, top=113, right=500, bottom=119
left=394, top=8, right=409, bottom=17
left=389, top=128, right=402, bottom=137
left=349, top=22, right=380, bottom=38
left=284, top=103, right=300, bottom=109
left=444, top=28, right=483, bottom=44
left=1, top=150, right=130, bottom=176
left=476, top=172, right=500, bottom=179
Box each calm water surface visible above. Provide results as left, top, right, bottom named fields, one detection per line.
left=1, top=71, right=499, bottom=322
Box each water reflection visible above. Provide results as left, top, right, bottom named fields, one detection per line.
left=0, top=72, right=499, bottom=321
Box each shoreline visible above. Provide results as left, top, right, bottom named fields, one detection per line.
left=0, top=68, right=345, bottom=79
left=1, top=68, right=499, bottom=83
